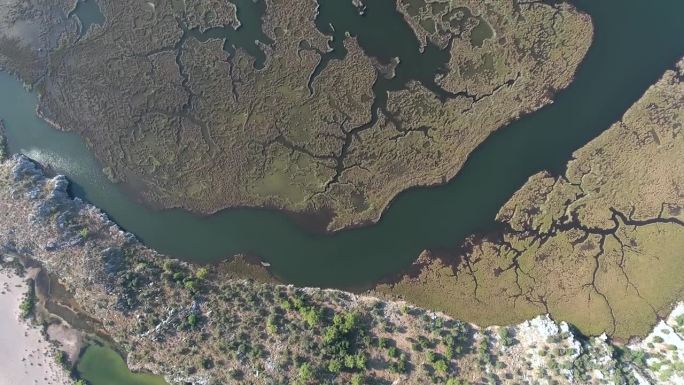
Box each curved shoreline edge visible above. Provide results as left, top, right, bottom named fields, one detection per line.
left=376, top=56, right=684, bottom=340
left=0, top=142, right=682, bottom=382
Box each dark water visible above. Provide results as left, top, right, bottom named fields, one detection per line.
left=187, top=0, right=273, bottom=69
left=2, top=0, right=684, bottom=289
left=68, top=0, right=105, bottom=38
left=313, top=0, right=451, bottom=95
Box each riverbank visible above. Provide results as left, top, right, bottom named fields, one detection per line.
left=1, top=0, right=682, bottom=290
left=1, top=141, right=682, bottom=384
left=377, top=56, right=684, bottom=340
left=0, top=263, right=72, bottom=385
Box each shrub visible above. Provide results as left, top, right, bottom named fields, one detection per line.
left=355, top=353, right=367, bottom=370
left=300, top=307, right=321, bottom=328
left=162, top=260, right=175, bottom=273
left=446, top=378, right=469, bottom=385
left=280, top=299, right=292, bottom=310
left=675, top=314, right=684, bottom=326
left=328, top=358, right=342, bottom=373
left=389, top=357, right=407, bottom=374
left=183, top=279, right=198, bottom=293
left=55, top=350, right=69, bottom=369
left=195, top=267, right=209, bottom=280
left=426, top=351, right=436, bottom=363
left=187, top=314, right=199, bottom=328
left=344, top=355, right=356, bottom=369
left=266, top=316, right=278, bottom=335
left=418, top=335, right=431, bottom=349
left=626, top=349, right=647, bottom=366
left=298, top=362, right=314, bottom=383
left=19, top=279, right=36, bottom=319
left=229, top=368, right=244, bottom=380
left=434, top=359, right=448, bottom=373
left=351, top=373, right=364, bottom=385
left=498, top=327, right=514, bottom=346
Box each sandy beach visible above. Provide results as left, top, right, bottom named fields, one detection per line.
left=0, top=268, right=72, bottom=385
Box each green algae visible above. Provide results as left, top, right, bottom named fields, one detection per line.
left=78, top=345, right=169, bottom=385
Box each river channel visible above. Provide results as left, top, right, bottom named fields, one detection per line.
left=1, top=0, right=683, bottom=290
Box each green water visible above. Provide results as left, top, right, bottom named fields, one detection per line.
left=77, top=345, right=169, bottom=385
left=1, top=0, right=684, bottom=289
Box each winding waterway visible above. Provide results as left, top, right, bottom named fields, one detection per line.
left=1, top=0, right=684, bottom=290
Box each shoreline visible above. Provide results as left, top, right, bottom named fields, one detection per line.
left=1, top=150, right=683, bottom=383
